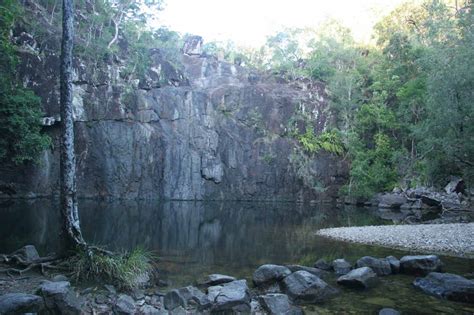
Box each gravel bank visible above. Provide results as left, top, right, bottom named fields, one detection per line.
left=316, top=223, right=474, bottom=258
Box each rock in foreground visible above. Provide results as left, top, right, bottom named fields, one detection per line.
left=164, top=286, right=210, bottom=311
left=413, top=272, right=474, bottom=303
left=337, top=267, right=378, bottom=289
left=356, top=256, right=392, bottom=276
left=258, top=293, right=302, bottom=315
left=282, top=270, right=338, bottom=304
left=36, top=281, right=83, bottom=314
left=332, top=259, right=352, bottom=275
left=114, top=294, right=136, bottom=314
left=385, top=256, right=400, bottom=274
left=313, top=259, right=332, bottom=271
left=400, top=255, right=442, bottom=275
left=253, top=264, right=292, bottom=286
left=0, top=293, right=44, bottom=314
left=209, top=280, right=251, bottom=313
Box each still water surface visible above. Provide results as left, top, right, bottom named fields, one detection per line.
left=1, top=199, right=473, bottom=313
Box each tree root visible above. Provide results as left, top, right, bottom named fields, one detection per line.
left=0, top=245, right=117, bottom=280
left=0, top=262, right=60, bottom=277
left=0, top=250, right=64, bottom=278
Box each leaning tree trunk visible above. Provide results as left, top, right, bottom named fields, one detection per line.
left=60, top=0, right=85, bottom=254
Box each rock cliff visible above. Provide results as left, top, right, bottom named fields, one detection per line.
left=0, top=11, right=347, bottom=201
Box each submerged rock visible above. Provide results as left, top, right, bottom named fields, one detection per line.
left=385, top=256, right=400, bottom=274
left=356, top=256, right=392, bottom=276
left=198, top=273, right=236, bottom=286
left=400, top=255, right=442, bottom=275
left=332, top=259, right=352, bottom=275
left=209, top=279, right=251, bottom=313
left=282, top=270, right=338, bottom=304
left=253, top=264, right=292, bottom=286
left=379, top=308, right=400, bottom=315
left=413, top=272, right=474, bottom=304
left=337, top=267, right=378, bottom=289
left=0, top=293, right=44, bottom=314
left=313, top=259, right=332, bottom=271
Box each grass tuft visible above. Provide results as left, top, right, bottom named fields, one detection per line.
left=70, top=247, right=156, bottom=289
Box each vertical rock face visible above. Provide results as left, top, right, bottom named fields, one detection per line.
left=0, top=31, right=348, bottom=201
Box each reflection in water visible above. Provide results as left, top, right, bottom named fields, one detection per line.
left=0, top=200, right=385, bottom=267
left=1, top=200, right=473, bottom=313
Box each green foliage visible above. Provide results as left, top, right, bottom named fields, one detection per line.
left=419, top=1, right=474, bottom=183
left=0, top=0, right=50, bottom=164
left=72, top=0, right=181, bottom=79
left=346, top=132, right=398, bottom=198
left=250, top=1, right=473, bottom=195
left=71, top=247, right=155, bottom=289
left=298, top=128, right=344, bottom=155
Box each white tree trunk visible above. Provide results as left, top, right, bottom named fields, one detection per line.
left=60, top=0, right=86, bottom=254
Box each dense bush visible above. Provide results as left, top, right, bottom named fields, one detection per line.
left=0, top=0, right=50, bottom=164
left=257, top=0, right=474, bottom=197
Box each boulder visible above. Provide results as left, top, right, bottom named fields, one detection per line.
left=209, top=280, right=251, bottom=313
left=378, top=194, right=407, bottom=209
left=413, top=272, right=474, bottom=303
left=282, top=270, right=338, bottom=304
left=10, top=245, right=39, bottom=263
left=114, top=294, right=136, bottom=314
left=36, top=281, right=82, bottom=314
left=286, top=265, right=327, bottom=278
left=400, top=255, right=442, bottom=275
left=253, top=264, right=292, bottom=286
left=356, top=256, right=392, bottom=276
left=444, top=178, right=465, bottom=194
left=332, top=259, right=352, bottom=275
left=379, top=308, right=400, bottom=315
left=198, top=273, right=236, bottom=286
left=313, top=259, right=332, bottom=271
left=0, top=293, right=44, bottom=314
left=258, top=293, right=302, bottom=315
left=385, top=256, right=400, bottom=274
left=337, top=267, right=378, bottom=289
left=164, top=286, right=210, bottom=311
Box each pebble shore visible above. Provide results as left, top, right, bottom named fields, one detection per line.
left=316, top=223, right=474, bottom=258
